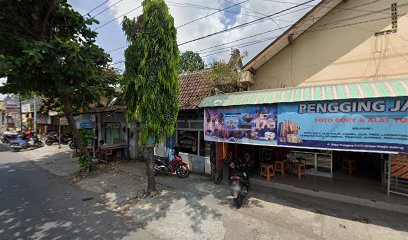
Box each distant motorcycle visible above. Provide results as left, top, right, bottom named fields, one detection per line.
left=9, top=135, right=44, bottom=152
left=154, top=146, right=189, bottom=178
left=45, top=133, right=71, bottom=146
left=225, top=154, right=250, bottom=209
left=1, top=131, right=19, bottom=143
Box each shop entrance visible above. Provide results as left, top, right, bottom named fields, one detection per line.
left=215, top=142, right=389, bottom=198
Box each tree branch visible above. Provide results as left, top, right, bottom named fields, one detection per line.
left=41, top=1, right=57, bottom=41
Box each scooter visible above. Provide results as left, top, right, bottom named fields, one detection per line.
left=227, top=156, right=250, bottom=209
left=154, top=146, right=190, bottom=178
left=45, top=133, right=72, bottom=146
left=9, top=135, right=44, bottom=152
left=1, top=131, right=19, bottom=143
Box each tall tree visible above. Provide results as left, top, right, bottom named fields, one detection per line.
left=179, top=51, right=204, bottom=72
left=122, top=0, right=179, bottom=194
left=0, top=0, right=118, bottom=170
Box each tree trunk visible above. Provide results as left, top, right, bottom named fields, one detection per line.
left=60, top=98, right=93, bottom=170
left=146, top=146, right=156, bottom=194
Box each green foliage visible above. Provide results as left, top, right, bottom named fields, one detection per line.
left=203, top=49, right=248, bottom=93
left=0, top=0, right=118, bottom=107
left=80, top=129, right=94, bottom=144
left=122, top=0, right=179, bottom=146
left=77, top=153, right=91, bottom=169
left=179, top=51, right=204, bottom=73
left=0, top=0, right=119, bottom=168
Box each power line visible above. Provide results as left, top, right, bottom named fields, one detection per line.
left=184, top=1, right=401, bottom=51
left=94, top=6, right=142, bottom=30
left=178, top=0, right=316, bottom=46
left=83, top=0, right=109, bottom=16
left=225, top=0, right=286, bottom=31
left=92, top=0, right=125, bottom=18
left=107, top=0, right=396, bottom=57
left=200, top=15, right=401, bottom=58
left=175, top=0, right=249, bottom=28
left=106, top=3, right=306, bottom=53
left=257, top=0, right=388, bottom=15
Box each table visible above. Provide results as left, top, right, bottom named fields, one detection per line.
left=99, top=143, right=129, bottom=162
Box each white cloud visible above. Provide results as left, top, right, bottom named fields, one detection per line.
left=106, top=0, right=318, bottom=64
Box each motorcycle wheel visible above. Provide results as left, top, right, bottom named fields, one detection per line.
left=234, top=195, right=243, bottom=209
left=45, top=139, right=54, bottom=146
left=176, top=165, right=189, bottom=178
left=10, top=147, right=21, bottom=152
left=69, top=142, right=74, bottom=150
left=36, top=141, right=45, bottom=148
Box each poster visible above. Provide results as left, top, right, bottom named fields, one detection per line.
left=278, top=97, right=408, bottom=152
left=204, top=105, right=278, bottom=145
left=204, top=97, right=408, bottom=153
left=178, top=130, right=198, bottom=154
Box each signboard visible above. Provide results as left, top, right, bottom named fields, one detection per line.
left=204, top=97, right=408, bottom=153
left=278, top=98, right=408, bottom=152
left=22, top=104, right=31, bottom=113
left=204, top=105, right=278, bottom=145
left=5, top=99, right=19, bottom=108
left=74, top=114, right=95, bottom=129
left=178, top=130, right=198, bottom=155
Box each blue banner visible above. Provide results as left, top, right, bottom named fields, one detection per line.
left=204, top=97, right=408, bottom=153
left=277, top=97, right=408, bottom=152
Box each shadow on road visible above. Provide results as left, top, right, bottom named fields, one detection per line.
left=2, top=145, right=408, bottom=239
left=0, top=156, right=152, bottom=240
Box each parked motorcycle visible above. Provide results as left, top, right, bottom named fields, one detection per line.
left=45, top=133, right=72, bottom=146
left=225, top=155, right=250, bottom=209
left=154, top=146, right=189, bottom=178
left=9, top=135, right=44, bottom=152
left=0, top=131, right=19, bottom=143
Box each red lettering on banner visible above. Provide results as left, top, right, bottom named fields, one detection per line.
left=368, top=118, right=390, bottom=123
left=394, top=118, right=408, bottom=123
left=315, top=118, right=333, bottom=123
left=335, top=118, right=356, bottom=123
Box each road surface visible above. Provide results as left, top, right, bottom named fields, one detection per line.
left=0, top=144, right=156, bottom=240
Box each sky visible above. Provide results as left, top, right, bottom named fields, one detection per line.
left=67, top=0, right=320, bottom=72
left=0, top=0, right=319, bottom=100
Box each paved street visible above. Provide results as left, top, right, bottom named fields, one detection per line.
left=1, top=144, right=408, bottom=240
left=0, top=144, right=156, bottom=240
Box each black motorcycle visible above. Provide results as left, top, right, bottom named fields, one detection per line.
left=226, top=155, right=250, bottom=209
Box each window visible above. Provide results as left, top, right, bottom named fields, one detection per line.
left=177, top=130, right=198, bottom=155
left=105, top=122, right=121, bottom=144
left=176, top=120, right=205, bottom=156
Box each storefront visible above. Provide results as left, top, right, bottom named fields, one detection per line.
left=200, top=79, right=408, bottom=196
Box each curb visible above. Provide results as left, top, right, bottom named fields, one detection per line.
left=252, top=178, right=408, bottom=214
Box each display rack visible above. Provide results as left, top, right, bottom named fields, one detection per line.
left=287, top=150, right=333, bottom=177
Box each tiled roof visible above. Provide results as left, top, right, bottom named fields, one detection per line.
left=88, top=70, right=214, bottom=112
left=90, top=105, right=126, bottom=113
left=178, top=70, right=213, bottom=110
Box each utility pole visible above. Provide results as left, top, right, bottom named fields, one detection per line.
left=33, top=96, right=37, bottom=133
left=19, top=95, right=22, bottom=130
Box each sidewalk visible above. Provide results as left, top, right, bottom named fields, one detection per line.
left=16, top=146, right=408, bottom=240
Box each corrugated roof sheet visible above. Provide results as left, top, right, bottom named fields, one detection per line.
left=199, top=78, right=408, bottom=107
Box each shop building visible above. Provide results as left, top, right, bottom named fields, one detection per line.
left=155, top=70, right=215, bottom=174
left=200, top=0, right=408, bottom=197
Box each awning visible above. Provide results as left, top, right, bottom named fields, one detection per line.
left=199, top=78, right=408, bottom=107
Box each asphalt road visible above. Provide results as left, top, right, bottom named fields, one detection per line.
left=0, top=144, right=156, bottom=240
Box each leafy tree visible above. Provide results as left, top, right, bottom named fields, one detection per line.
left=122, top=0, right=179, bottom=194
left=0, top=0, right=118, bottom=171
left=204, top=49, right=247, bottom=93
left=179, top=51, right=204, bottom=72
